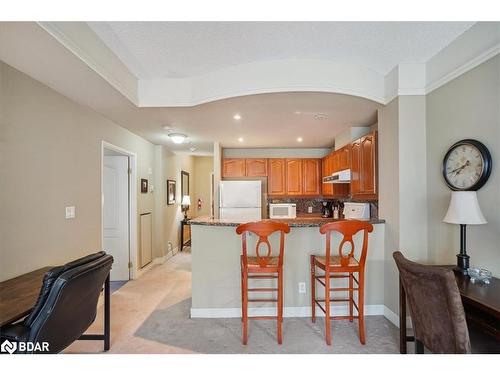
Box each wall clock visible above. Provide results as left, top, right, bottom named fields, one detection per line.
left=442, top=139, right=492, bottom=191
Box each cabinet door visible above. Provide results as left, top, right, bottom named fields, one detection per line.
left=285, top=159, right=303, bottom=195
left=222, top=158, right=246, bottom=177
left=302, top=159, right=321, bottom=196
left=322, top=156, right=333, bottom=196
left=246, top=158, right=267, bottom=177
left=268, top=159, right=286, bottom=196
left=331, top=151, right=340, bottom=173
left=360, top=133, right=376, bottom=195
left=339, top=146, right=350, bottom=171
left=350, top=141, right=361, bottom=194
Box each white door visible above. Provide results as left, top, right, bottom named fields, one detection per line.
left=103, top=155, right=130, bottom=281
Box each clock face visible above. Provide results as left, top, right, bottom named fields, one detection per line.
left=443, top=140, right=492, bottom=191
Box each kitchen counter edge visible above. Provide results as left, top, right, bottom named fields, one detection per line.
left=189, top=216, right=385, bottom=228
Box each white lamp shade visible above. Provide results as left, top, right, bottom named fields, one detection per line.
left=181, top=195, right=191, bottom=206
left=443, top=191, right=487, bottom=225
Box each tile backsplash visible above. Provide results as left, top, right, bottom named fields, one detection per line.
left=267, top=198, right=378, bottom=218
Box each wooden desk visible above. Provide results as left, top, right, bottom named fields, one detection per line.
left=0, top=267, right=52, bottom=327
left=399, top=267, right=500, bottom=353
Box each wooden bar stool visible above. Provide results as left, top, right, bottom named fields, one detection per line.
left=310, top=220, right=373, bottom=345
left=236, top=221, right=291, bottom=345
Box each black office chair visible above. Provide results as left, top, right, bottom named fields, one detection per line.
left=0, top=251, right=113, bottom=354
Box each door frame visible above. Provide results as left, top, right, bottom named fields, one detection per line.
left=101, top=141, right=139, bottom=279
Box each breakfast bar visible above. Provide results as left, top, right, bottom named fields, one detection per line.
left=189, top=216, right=385, bottom=318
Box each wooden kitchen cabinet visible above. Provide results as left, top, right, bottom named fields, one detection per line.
left=222, top=158, right=246, bottom=177
left=285, top=159, right=303, bottom=195
left=322, top=155, right=333, bottom=196
left=245, top=158, right=267, bottom=177
left=302, top=159, right=321, bottom=195
left=338, top=145, right=350, bottom=171
left=350, top=131, right=377, bottom=199
left=268, top=158, right=286, bottom=196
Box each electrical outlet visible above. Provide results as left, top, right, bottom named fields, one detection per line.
left=298, top=282, right=306, bottom=294
left=307, top=206, right=313, bottom=213
left=65, top=206, right=76, bottom=219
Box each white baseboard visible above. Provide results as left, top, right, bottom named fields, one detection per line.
left=383, top=306, right=413, bottom=328
left=191, top=304, right=385, bottom=318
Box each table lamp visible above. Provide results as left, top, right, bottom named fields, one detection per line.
left=443, top=191, right=487, bottom=275
left=181, top=195, right=191, bottom=220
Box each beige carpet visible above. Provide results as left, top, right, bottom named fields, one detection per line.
left=66, top=250, right=401, bottom=354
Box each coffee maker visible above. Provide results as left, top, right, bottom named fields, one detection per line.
left=321, top=201, right=332, bottom=218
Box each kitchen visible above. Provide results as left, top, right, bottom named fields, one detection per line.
left=189, top=124, right=385, bottom=320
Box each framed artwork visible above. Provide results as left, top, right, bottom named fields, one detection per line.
left=141, top=179, right=148, bottom=193
left=167, top=179, right=176, bottom=205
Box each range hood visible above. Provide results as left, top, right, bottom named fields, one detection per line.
left=323, top=169, right=351, bottom=184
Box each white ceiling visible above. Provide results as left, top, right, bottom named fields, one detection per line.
left=135, top=91, right=380, bottom=150
left=88, top=21, right=473, bottom=79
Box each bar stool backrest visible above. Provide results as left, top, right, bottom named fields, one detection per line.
left=236, top=221, right=291, bottom=268
left=319, top=220, right=373, bottom=268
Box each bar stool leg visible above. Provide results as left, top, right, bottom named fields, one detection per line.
left=325, top=272, right=332, bottom=345
left=310, top=255, right=316, bottom=323
left=277, top=269, right=283, bottom=344
left=349, top=272, right=354, bottom=322
left=358, top=271, right=366, bottom=345
left=242, top=269, right=248, bottom=345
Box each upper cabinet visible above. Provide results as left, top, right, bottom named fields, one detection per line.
left=302, top=159, right=321, bottom=196
left=322, top=155, right=333, bottom=196
left=246, top=158, right=267, bottom=177
left=285, top=159, right=303, bottom=195
left=338, top=145, right=350, bottom=171
left=222, top=158, right=246, bottom=177
left=350, top=131, right=377, bottom=199
left=268, top=158, right=286, bottom=196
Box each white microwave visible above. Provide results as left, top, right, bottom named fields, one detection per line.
left=269, top=203, right=297, bottom=219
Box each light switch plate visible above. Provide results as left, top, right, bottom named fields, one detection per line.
left=65, top=206, right=76, bottom=219
left=298, top=282, right=306, bottom=294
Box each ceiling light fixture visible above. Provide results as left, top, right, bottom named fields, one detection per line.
left=169, top=133, right=187, bottom=144
left=162, top=125, right=173, bottom=130
left=238, top=137, right=244, bottom=142
left=233, top=114, right=242, bottom=121
left=189, top=147, right=196, bottom=152
left=297, top=137, right=303, bottom=142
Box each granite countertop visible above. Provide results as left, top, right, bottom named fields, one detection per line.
left=189, top=215, right=385, bottom=227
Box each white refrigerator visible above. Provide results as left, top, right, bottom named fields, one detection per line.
left=219, top=180, right=262, bottom=221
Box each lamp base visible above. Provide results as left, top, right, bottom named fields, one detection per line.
left=454, top=253, right=470, bottom=275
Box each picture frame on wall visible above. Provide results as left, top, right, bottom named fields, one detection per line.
left=141, top=179, right=148, bottom=194
left=167, top=179, right=176, bottom=205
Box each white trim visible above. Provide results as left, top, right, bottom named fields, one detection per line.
left=383, top=306, right=413, bottom=329
left=134, top=261, right=154, bottom=279
left=190, top=304, right=385, bottom=318
left=101, top=141, right=139, bottom=280
left=426, top=43, right=500, bottom=95
left=38, top=22, right=139, bottom=105
left=155, top=246, right=180, bottom=263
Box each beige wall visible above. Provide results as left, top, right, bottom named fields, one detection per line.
left=426, top=55, right=500, bottom=276
left=193, top=156, right=214, bottom=217
left=0, top=62, right=158, bottom=281
left=160, top=148, right=194, bottom=254
left=378, top=97, right=400, bottom=316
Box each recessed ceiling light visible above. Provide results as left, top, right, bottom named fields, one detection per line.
left=162, top=125, right=173, bottom=130
left=233, top=114, right=242, bottom=121
left=297, top=137, right=303, bottom=142
left=294, top=111, right=302, bottom=115
left=238, top=137, right=244, bottom=142
left=169, top=133, right=187, bottom=144
left=313, top=113, right=327, bottom=121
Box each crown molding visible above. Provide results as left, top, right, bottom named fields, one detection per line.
left=38, top=22, right=139, bottom=105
